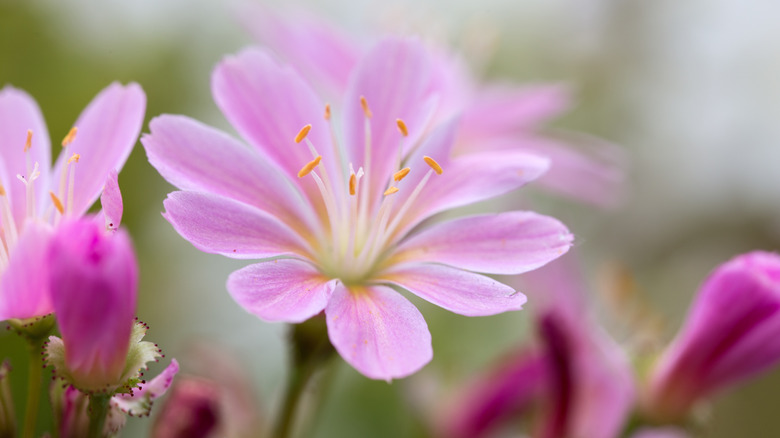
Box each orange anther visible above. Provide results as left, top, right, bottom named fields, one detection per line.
left=297, top=156, right=322, bottom=178
left=423, top=156, right=443, bottom=175
left=295, top=124, right=312, bottom=143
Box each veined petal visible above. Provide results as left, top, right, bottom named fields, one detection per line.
left=227, top=259, right=337, bottom=323
left=0, top=86, right=51, bottom=226
left=396, top=151, right=550, bottom=236
left=379, top=264, right=526, bottom=317
left=343, top=37, right=436, bottom=200
left=325, top=284, right=432, bottom=380
left=0, top=221, right=53, bottom=320
left=51, top=82, right=145, bottom=217
left=162, top=191, right=311, bottom=260
left=211, top=48, right=338, bottom=192
left=391, top=212, right=573, bottom=275
left=143, top=115, right=318, bottom=235
left=100, top=170, right=123, bottom=231
left=113, top=359, right=180, bottom=417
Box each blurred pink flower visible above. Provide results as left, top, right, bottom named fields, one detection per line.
left=0, top=83, right=145, bottom=322
left=143, top=37, right=573, bottom=380
left=645, top=251, right=780, bottom=421
left=240, top=5, right=626, bottom=207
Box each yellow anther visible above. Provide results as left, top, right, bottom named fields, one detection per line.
left=297, top=156, right=322, bottom=178
left=24, top=130, right=33, bottom=152
left=393, top=167, right=411, bottom=182
left=349, top=173, right=357, bottom=196
left=68, top=153, right=80, bottom=164
left=324, top=104, right=331, bottom=121
left=62, top=127, right=78, bottom=147
left=423, top=156, right=443, bottom=175
left=360, top=96, right=372, bottom=118
left=384, top=186, right=399, bottom=196
left=295, top=124, right=312, bottom=143
left=396, top=119, right=408, bottom=137
left=50, top=192, right=65, bottom=215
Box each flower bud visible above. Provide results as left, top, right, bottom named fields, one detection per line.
left=152, top=377, right=220, bottom=438
left=645, top=251, right=780, bottom=421
left=47, top=218, right=138, bottom=392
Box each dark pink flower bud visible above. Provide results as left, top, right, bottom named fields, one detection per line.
left=47, top=218, right=138, bottom=391
left=646, top=251, right=780, bottom=420
left=152, top=377, right=220, bottom=438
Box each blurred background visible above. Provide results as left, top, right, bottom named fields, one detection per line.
left=2, top=0, right=780, bottom=436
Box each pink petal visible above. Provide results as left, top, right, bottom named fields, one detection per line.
left=100, top=170, right=123, bottom=231
left=114, top=359, right=180, bottom=416
left=392, top=212, right=572, bottom=275
left=211, top=48, right=338, bottom=195
left=227, top=259, right=336, bottom=323
left=343, top=37, right=436, bottom=201
left=238, top=4, right=361, bottom=98
left=0, top=221, right=53, bottom=320
left=51, top=82, right=145, bottom=217
left=0, top=86, right=51, bottom=226
left=162, top=191, right=311, bottom=260
left=143, top=115, right=318, bottom=236
left=396, top=151, right=550, bottom=236
left=379, top=264, right=526, bottom=317
left=325, top=284, right=432, bottom=380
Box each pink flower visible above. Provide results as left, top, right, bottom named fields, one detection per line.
left=0, top=83, right=145, bottom=322
left=239, top=5, right=626, bottom=207
left=645, top=251, right=780, bottom=421
left=142, top=37, right=573, bottom=380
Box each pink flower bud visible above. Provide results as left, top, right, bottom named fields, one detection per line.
left=48, top=218, right=138, bottom=391
left=152, top=377, right=220, bottom=438
left=645, top=251, right=780, bottom=420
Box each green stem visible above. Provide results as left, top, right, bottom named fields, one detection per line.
left=273, top=358, right=315, bottom=438
left=21, top=340, right=43, bottom=438
left=86, top=394, right=111, bottom=438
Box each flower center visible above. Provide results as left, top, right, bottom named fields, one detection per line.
left=294, top=97, right=443, bottom=285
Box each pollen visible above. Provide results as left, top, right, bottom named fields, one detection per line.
left=297, top=156, right=322, bottom=178
left=49, top=192, right=65, bottom=215
left=24, top=130, right=33, bottom=152
left=62, top=127, right=78, bottom=147
left=423, top=156, right=443, bottom=175
left=384, top=186, right=399, bottom=196
left=393, top=167, right=411, bottom=182
left=68, top=153, right=80, bottom=164
left=396, top=119, right=408, bottom=137
left=324, top=104, right=331, bottom=121
left=360, top=96, right=372, bottom=118
left=349, top=173, right=357, bottom=196
left=295, top=124, right=312, bottom=143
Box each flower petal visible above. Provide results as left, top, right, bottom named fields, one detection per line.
left=100, top=170, right=122, bottom=231
left=379, top=264, right=526, bottom=317
left=325, top=284, right=432, bottom=380
left=51, top=82, right=145, bottom=217
left=0, top=86, right=51, bottom=226
left=0, top=221, right=52, bottom=320
left=143, top=115, right=318, bottom=236
left=227, top=259, right=337, bottom=323
left=343, top=37, right=436, bottom=200
left=114, top=359, right=180, bottom=417
left=392, top=212, right=572, bottom=275
left=211, top=48, right=338, bottom=191
left=162, top=191, right=311, bottom=260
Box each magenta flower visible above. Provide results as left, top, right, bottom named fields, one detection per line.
left=239, top=5, right=626, bottom=207
left=143, top=38, right=573, bottom=380
left=644, top=251, right=780, bottom=421
left=0, top=83, right=145, bottom=322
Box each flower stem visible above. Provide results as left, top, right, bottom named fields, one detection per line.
left=86, top=394, right=111, bottom=438
left=21, top=340, right=44, bottom=438
left=271, top=317, right=335, bottom=438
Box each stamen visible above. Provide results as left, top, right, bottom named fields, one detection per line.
left=62, top=127, right=78, bottom=147
left=393, top=168, right=411, bottom=182
left=295, top=124, right=312, bottom=143
left=0, top=186, right=5, bottom=196
left=360, top=96, right=372, bottom=118
left=50, top=192, right=65, bottom=215
left=384, top=186, right=399, bottom=196
left=423, top=156, right=443, bottom=175
left=349, top=173, right=357, bottom=196
left=68, top=153, right=80, bottom=164
left=396, top=119, right=408, bottom=137
left=24, top=130, right=33, bottom=152
left=324, top=104, right=331, bottom=121
left=297, top=156, right=322, bottom=178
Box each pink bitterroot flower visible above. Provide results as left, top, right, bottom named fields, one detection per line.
left=142, top=37, right=573, bottom=380
left=0, top=83, right=145, bottom=322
